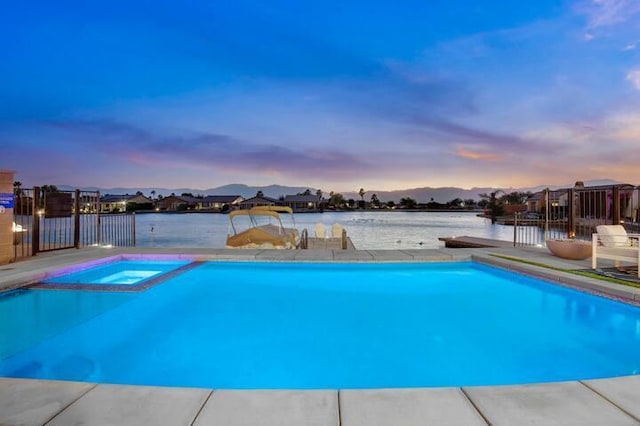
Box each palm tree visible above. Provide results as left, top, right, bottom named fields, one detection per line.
left=150, top=190, right=156, bottom=200
left=358, top=188, right=366, bottom=209
left=13, top=181, right=23, bottom=197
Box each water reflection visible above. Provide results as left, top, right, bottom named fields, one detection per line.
left=134, top=211, right=516, bottom=249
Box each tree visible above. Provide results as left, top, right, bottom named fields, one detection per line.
left=356, top=188, right=366, bottom=209
left=302, top=189, right=312, bottom=196
left=316, top=189, right=323, bottom=198
left=13, top=181, right=23, bottom=196
left=370, top=193, right=380, bottom=207
left=386, top=200, right=395, bottom=208
left=181, top=192, right=194, bottom=198
left=329, top=192, right=346, bottom=208
left=41, top=185, right=58, bottom=193
left=399, top=197, right=417, bottom=209
left=150, top=190, right=156, bottom=200
left=500, top=191, right=532, bottom=205
left=358, top=188, right=366, bottom=201
left=479, top=190, right=505, bottom=223
left=447, top=198, right=463, bottom=208
left=256, top=190, right=264, bottom=198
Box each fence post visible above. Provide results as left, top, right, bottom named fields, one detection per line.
left=73, top=189, right=80, bottom=248
left=132, top=212, right=136, bottom=246
left=544, top=189, right=550, bottom=241
left=612, top=186, right=621, bottom=224
left=513, top=212, right=518, bottom=247
left=567, top=188, right=575, bottom=238
left=96, top=191, right=101, bottom=245
left=31, top=187, right=40, bottom=256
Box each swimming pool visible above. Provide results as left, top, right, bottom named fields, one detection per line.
left=2, top=260, right=640, bottom=389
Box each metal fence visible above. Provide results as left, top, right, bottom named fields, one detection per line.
left=510, top=185, right=640, bottom=247
left=13, top=187, right=135, bottom=260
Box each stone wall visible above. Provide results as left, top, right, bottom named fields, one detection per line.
left=0, top=170, right=15, bottom=264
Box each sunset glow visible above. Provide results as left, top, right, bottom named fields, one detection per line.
left=2, top=0, right=640, bottom=191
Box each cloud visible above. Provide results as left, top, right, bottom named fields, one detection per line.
left=626, top=70, right=640, bottom=90
left=578, top=0, right=640, bottom=28
left=41, top=119, right=371, bottom=180
left=456, top=147, right=502, bottom=162
left=526, top=111, right=640, bottom=153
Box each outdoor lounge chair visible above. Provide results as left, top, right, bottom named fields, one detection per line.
left=331, top=223, right=343, bottom=238
left=315, top=223, right=326, bottom=238
left=592, top=225, right=640, bottom=277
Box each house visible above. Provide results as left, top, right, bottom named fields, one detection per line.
left=197, top=195, right=244, bottom=211
left=526, top=183, right=638, bottom=223
left=154, top=195, right=199, bottom=211
left=281, top=194, right=323, bottom=212
left=100, top=194, right=153, bottom=213
left=238, top=196, right=278, bottom=210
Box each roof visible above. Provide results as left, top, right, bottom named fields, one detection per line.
left=159, top=195, right=199, bottom=203
left=282, top=194, right=321, bottom=202
left=201, top=195, right=243, bottom=203
left=100, top=194, right=148, bottom=202
left=240, top=196, right=279, bottom=203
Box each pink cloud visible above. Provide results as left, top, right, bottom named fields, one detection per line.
left=456, top=147, right=502, bottom=161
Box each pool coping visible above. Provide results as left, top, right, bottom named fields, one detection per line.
left=3, top=247, right=640, bottom=425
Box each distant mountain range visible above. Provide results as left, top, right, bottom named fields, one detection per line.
left=57, top=179, right=623, bottom=203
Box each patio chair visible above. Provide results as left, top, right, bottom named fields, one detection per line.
left=592, top=225, right=640, bottom=277
left=315, top=223, right=326, bottom=238
left=331, top=223, right=343, bottom=238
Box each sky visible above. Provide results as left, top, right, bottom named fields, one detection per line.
left=1, top=0, right=640, bottom=192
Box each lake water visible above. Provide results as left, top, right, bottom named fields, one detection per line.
left=135, top=211, right=517, bottom=250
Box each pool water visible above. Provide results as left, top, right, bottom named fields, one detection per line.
left=2, top=261, right=640, bottom=389
left=44, top=260, right=191, bottom=286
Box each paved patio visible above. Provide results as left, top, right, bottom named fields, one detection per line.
left=2, top=246, right=640, bottom=425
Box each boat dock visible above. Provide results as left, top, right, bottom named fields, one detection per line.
left=305, top=236, right=356, bottom=250
left=438, top=236, right=515, bottom=248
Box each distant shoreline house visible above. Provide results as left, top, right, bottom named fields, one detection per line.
left=154, top=195, right=199, bottom=211
left=526, top=183, right=638, bottom=222
left=100, top=194, right=153, bottom=213
left=281, top=194, right=323, bottom=212
left=197, top=195, right=244, bottom=211
left=239, top=195, right=278, bottom=210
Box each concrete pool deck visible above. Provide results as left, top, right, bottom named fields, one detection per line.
left=2, top=246, right=640, bottom=425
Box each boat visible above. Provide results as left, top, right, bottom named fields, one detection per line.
left=226, top=206, right=300, bottom=249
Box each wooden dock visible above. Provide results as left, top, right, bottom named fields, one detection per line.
left=305, top=236, right=356, bottom=250
left=438, top=236, right=514, bottom=249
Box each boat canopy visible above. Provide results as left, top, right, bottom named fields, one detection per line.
left=250, top=206, right=294, bottom=214
left=229, top=209, right=281, bottom=220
